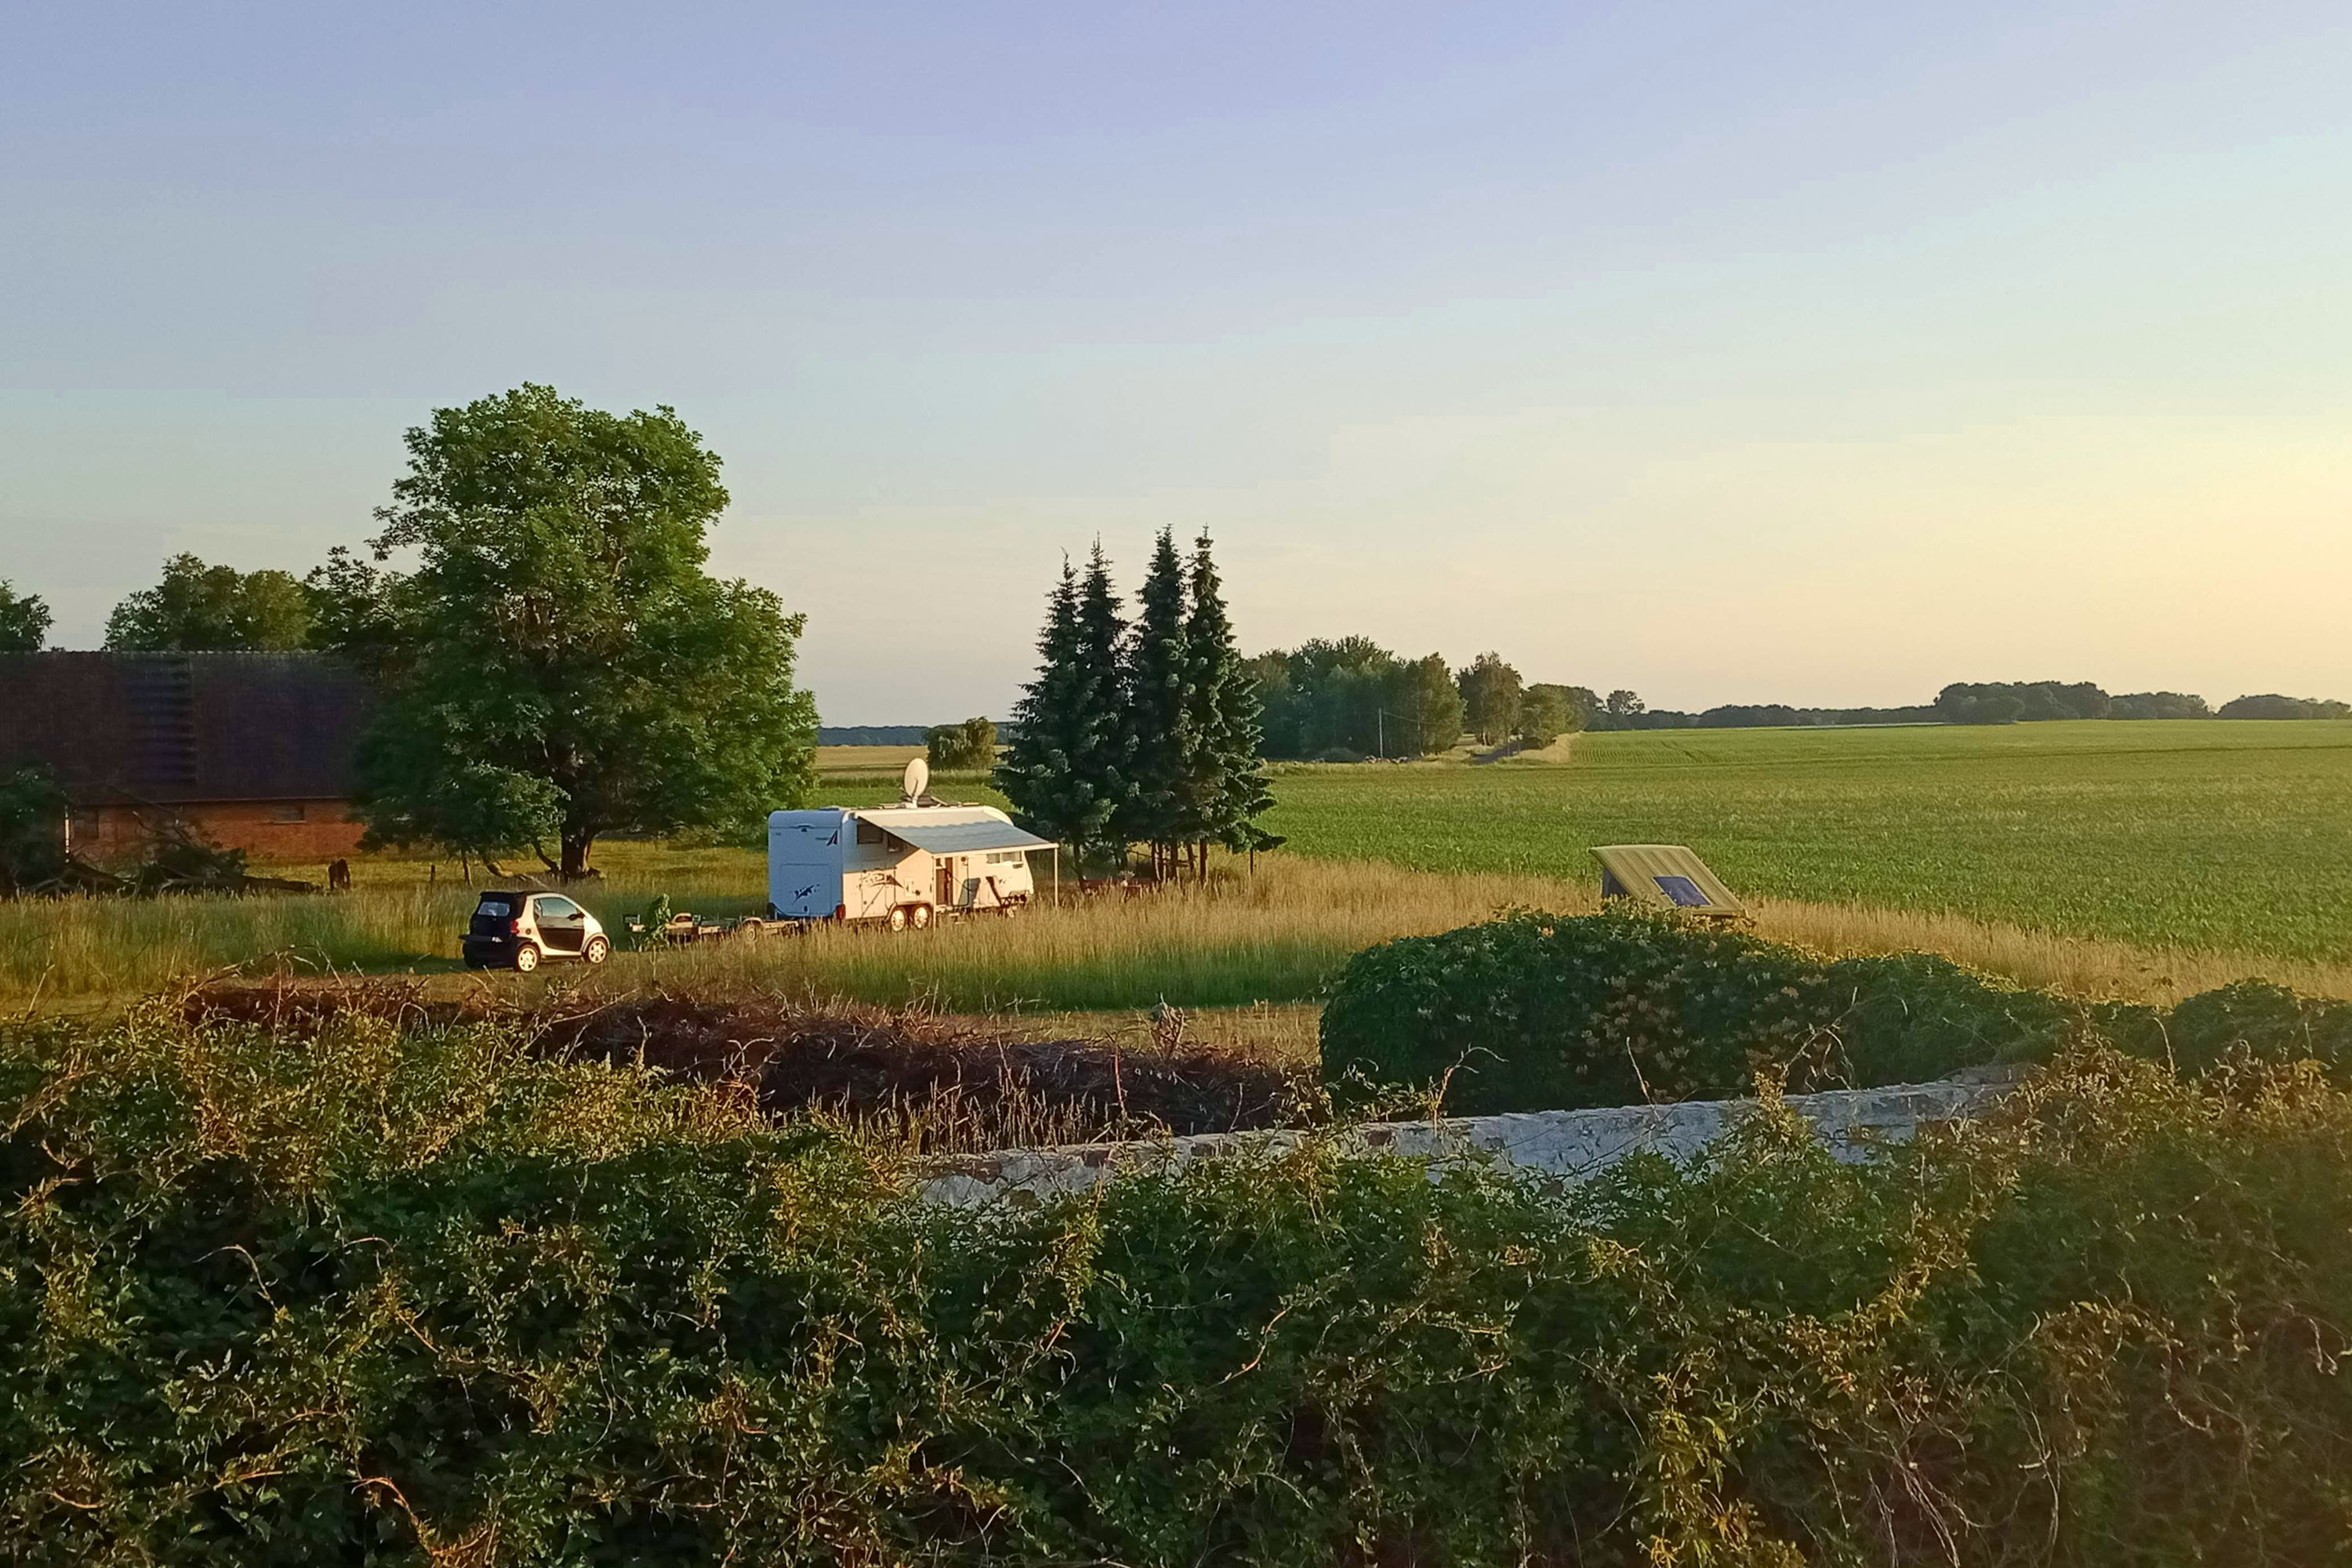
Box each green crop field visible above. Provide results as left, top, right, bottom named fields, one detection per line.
left=1262, top=720, right=2352, bottom=964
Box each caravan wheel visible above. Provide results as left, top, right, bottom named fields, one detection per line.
left=887, top=906, right=909, bottom=933
left=910, top=903, right=932, bottom=930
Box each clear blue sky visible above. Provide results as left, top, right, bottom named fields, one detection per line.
left=5, top=2, right=2349, bottom=720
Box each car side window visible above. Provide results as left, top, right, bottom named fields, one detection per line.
left=537, top=896, right=579, bottom=918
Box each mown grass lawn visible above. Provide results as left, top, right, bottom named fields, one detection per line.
left=1263, top=720, right=2352, bottom=962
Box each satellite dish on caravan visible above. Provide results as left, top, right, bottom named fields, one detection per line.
left=902, top=757, right=929, bottom=804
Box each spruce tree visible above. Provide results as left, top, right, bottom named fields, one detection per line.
left=1119, top=527, right=1193, bottom=877
left=1181, top=531, right=1273, bottom=873
left=1073, top=540, right=1138, bottom=866
left=993, top=554, right=1127, bottom=869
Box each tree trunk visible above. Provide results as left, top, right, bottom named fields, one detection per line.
left=561, top=831, right=595, bottom=880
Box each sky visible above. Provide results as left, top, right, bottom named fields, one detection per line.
left=3, top=2, right=2349, bottom=723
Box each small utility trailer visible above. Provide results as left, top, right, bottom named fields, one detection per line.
left=767, top=760, right=1058, bottom=931
left=623, top=910, right=773, bottom=946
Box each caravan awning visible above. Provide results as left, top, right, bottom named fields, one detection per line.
left=877, top=819, right=1056, bottom=855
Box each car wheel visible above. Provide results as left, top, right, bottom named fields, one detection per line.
left=887, top=906, right=909, bottom=932
left=513, top=942, right=540, bottom=973
left=910, top=903, right=932, bottom=930
left=583, top=935, right=610, bottom=965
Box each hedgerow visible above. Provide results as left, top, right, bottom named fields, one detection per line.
left=4, top=1007, right=2351, bottom=1563
left=1319, top=912, right=2347, bottom=1114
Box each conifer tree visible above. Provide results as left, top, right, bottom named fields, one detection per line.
left=1119, top=527, right=1193, bottom=877
left=1181, top=531, right=1273, bottom=873
left=995, top=546, right=1132, bottom=871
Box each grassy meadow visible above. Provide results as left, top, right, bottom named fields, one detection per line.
left=6, top=719, right=2350, bottom=1012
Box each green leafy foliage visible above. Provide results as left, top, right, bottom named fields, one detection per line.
left=1456, top=650, right=1522, bottom=746
left=0, top=578, right=52, bottom=652
left=4, top=1012, right=2350, bottom=1563
left=333, top=385, right=818, bottom=877
left=926, top=715, right=997, bottom=771
left=1250, top=638, right=1466, bottom=759
left=1318, top=913, right=2318, bottom=1114
left=0, top=767, right=68, bottom=893
left=103, top=553, right=314, bottom=650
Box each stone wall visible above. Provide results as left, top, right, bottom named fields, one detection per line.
left=920, top=1078, right=2003, bottom=1208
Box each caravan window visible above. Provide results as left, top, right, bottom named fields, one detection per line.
left=855, top=820, right=884, bottom=845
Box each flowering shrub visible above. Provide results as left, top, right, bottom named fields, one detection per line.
left=1316, top=913, right=2313, bottom=1113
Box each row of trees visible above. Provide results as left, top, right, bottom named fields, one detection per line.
left=996, top=531, right=1273, bottom=877
left=5, top=558, right=311, bottom=655
left=1927, top=681, right=2346, bottom=724
left=1247, top=641, right=1624, bottom=758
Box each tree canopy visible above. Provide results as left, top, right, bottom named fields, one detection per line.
left=328, top=384, right=815, bottom=877
left=926, top=717, right=998, bottom=771
left=0, top=580, right=51, bottom=652
left=1456, top=652, right=1523, bottom=746
left=103, top=554, right=312, bottom=651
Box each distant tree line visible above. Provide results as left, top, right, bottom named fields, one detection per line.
left=1588, top=700, right=1944, bottom=731
left=1245, top=643, right=1607, bottom=760
left=996, top=531, right=1273, bottom=878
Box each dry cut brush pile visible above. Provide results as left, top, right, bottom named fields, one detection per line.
left=184, top=975, right=1311, bottom=1150
left=3, top=1003, right=2351, bottom=1565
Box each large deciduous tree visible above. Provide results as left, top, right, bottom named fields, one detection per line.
left=1517, top=684, right=1578, bottom=748
left=1457, top=652, right=1523, bottom=746
left=1387, top=653, right=1465, bottom=756
left=336, top=384, right=815, bottom=878
left=104, top=554, right=314, bottom=651
left=0, top=580, right=51, bottom=652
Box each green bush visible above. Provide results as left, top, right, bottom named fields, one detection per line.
left=5, top=1011, right=2351, bottom=1563
left=1320, top=913, right=2078, bottom=1114
left=1319, top=913, right=2352, bottom=1114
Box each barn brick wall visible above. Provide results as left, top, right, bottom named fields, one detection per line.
left=73, top=800, right=367, bottom=863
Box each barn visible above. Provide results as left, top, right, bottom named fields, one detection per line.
left=0, top=652, right=373, bottom=862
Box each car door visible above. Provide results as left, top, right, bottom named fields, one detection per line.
left=532, top=895, right=586, bottom=954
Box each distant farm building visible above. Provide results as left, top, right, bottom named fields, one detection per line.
left=0, top=652, right=372, bottom=860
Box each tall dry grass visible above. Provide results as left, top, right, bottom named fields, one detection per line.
left=633, top=858, right=1576, bottom=1014
left=5, top=849, right=2348, bottom=1012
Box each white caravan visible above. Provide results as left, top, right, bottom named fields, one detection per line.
left=767, top=763, right=1056, bottom=929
